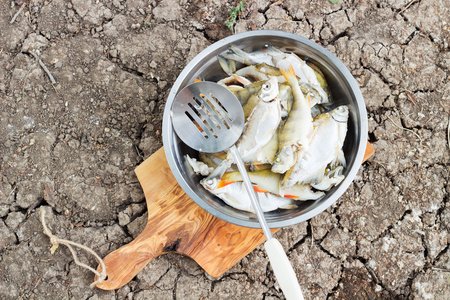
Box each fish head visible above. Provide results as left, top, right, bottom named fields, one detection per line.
left=331, top=105, right=349, bottom=123
left=271, top=146, right=296, bottom=174
left=260, top=77, right=279, bottom=102
left=200, top=159, right=231, bottom=192
left=200, top=177, right=221, bottom=192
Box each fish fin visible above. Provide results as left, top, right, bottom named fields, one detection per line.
left=217, top=179, right=235, bottom=189
left=232, top=74, right=252, bottom=86
left=307, top=126, right=317, bottom=144
left=338, top=149, right=346, bottom=167
left=281, top=65, right=295, bottom=78
left=280, top=67, right=288, bottom=80
left=217, top=55, right=236, bottom=75
left=330, top=149, right=346, bottom=168
left=253, top=186, right=270, bottom=193
left=288, top=65, right=296, bottom=77
left=307, top=94, right=311, bottom=108
left=222, top=45, right=249, bottom=65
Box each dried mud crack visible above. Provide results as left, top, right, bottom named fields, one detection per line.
left=1, top=0, right=449, bottom=299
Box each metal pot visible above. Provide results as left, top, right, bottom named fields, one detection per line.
left=162, top=30, right=368, bottom=228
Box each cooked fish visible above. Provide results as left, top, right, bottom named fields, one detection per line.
left=236, top=77, right=282, bottom=162
left=272, top=66, right=313, bottom=174
left=282, top=105, right=349, bottom=187
left=209, top=181, right=296, bottom=213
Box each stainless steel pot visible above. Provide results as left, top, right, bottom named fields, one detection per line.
left=162, top=30, right=368, bottom=228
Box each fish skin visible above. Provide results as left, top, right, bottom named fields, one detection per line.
left=272, top=66, right=313, bottom=174
left=237, top=77, right=282, bottom=163
left=250, top=125, right=279, bottom=165
left=221, top=45, right=328, bottom=104
left=282, top=105, right=349, bottom=188
left=235, top=65, right=269, bottom=82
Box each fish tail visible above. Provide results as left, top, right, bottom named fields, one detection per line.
left=217, top=55, right=236, bottom=75
left=222, top=45, right=249, bottom=63
left=280, top=65, right=296, bottom=85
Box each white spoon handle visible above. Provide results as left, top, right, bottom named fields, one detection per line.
left=229, top=145, right=304, bottom=300
left=265, top=238, right=304, bottom=300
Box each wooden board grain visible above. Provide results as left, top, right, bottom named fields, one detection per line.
left=96, top=142, right=374, bottom=290
left=96, top=148, right=276, bottom=290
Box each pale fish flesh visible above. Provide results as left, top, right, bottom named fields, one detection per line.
left=208, top=181, right=296, bottom=213
left=282, top=105, right=349, bottom=187
left=272, top=66, right=313, bottom=174
left=236, top=77, right=282, bottom=162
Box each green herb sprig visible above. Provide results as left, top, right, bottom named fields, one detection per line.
left=226, top=1, right=248, bottom=30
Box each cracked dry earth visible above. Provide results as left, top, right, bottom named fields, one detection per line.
left=0, top=0, right=449, bottom=299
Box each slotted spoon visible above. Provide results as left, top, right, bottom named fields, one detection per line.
left=171, top=81, right=304, bottom=300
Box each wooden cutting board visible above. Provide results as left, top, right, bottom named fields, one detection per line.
left=96, top=143, right=374, bottom=290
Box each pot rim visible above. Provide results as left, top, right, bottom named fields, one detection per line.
left=163, top=30, right=368, bottom=228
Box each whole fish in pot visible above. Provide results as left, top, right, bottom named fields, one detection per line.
left=207, top=181, right=297, bottom=213
left=236, top=77, right=282, bottom=162
left=221, top=44, right=284, bottom=66
left=282, top=105, right=349, bottom=188
left=272, top=66, right=314, bottom=174
left=222, top=45, right=329, bottom=104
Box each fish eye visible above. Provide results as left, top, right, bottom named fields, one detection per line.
left=275, top=157, right=281, bottom=163
left=263, top=83, right=270, bottom=90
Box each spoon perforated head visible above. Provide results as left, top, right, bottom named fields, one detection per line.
left=171, top=81, right=245, bottom=153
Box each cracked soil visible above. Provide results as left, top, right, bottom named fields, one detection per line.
left=0, top=0, right=449, bottom=299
